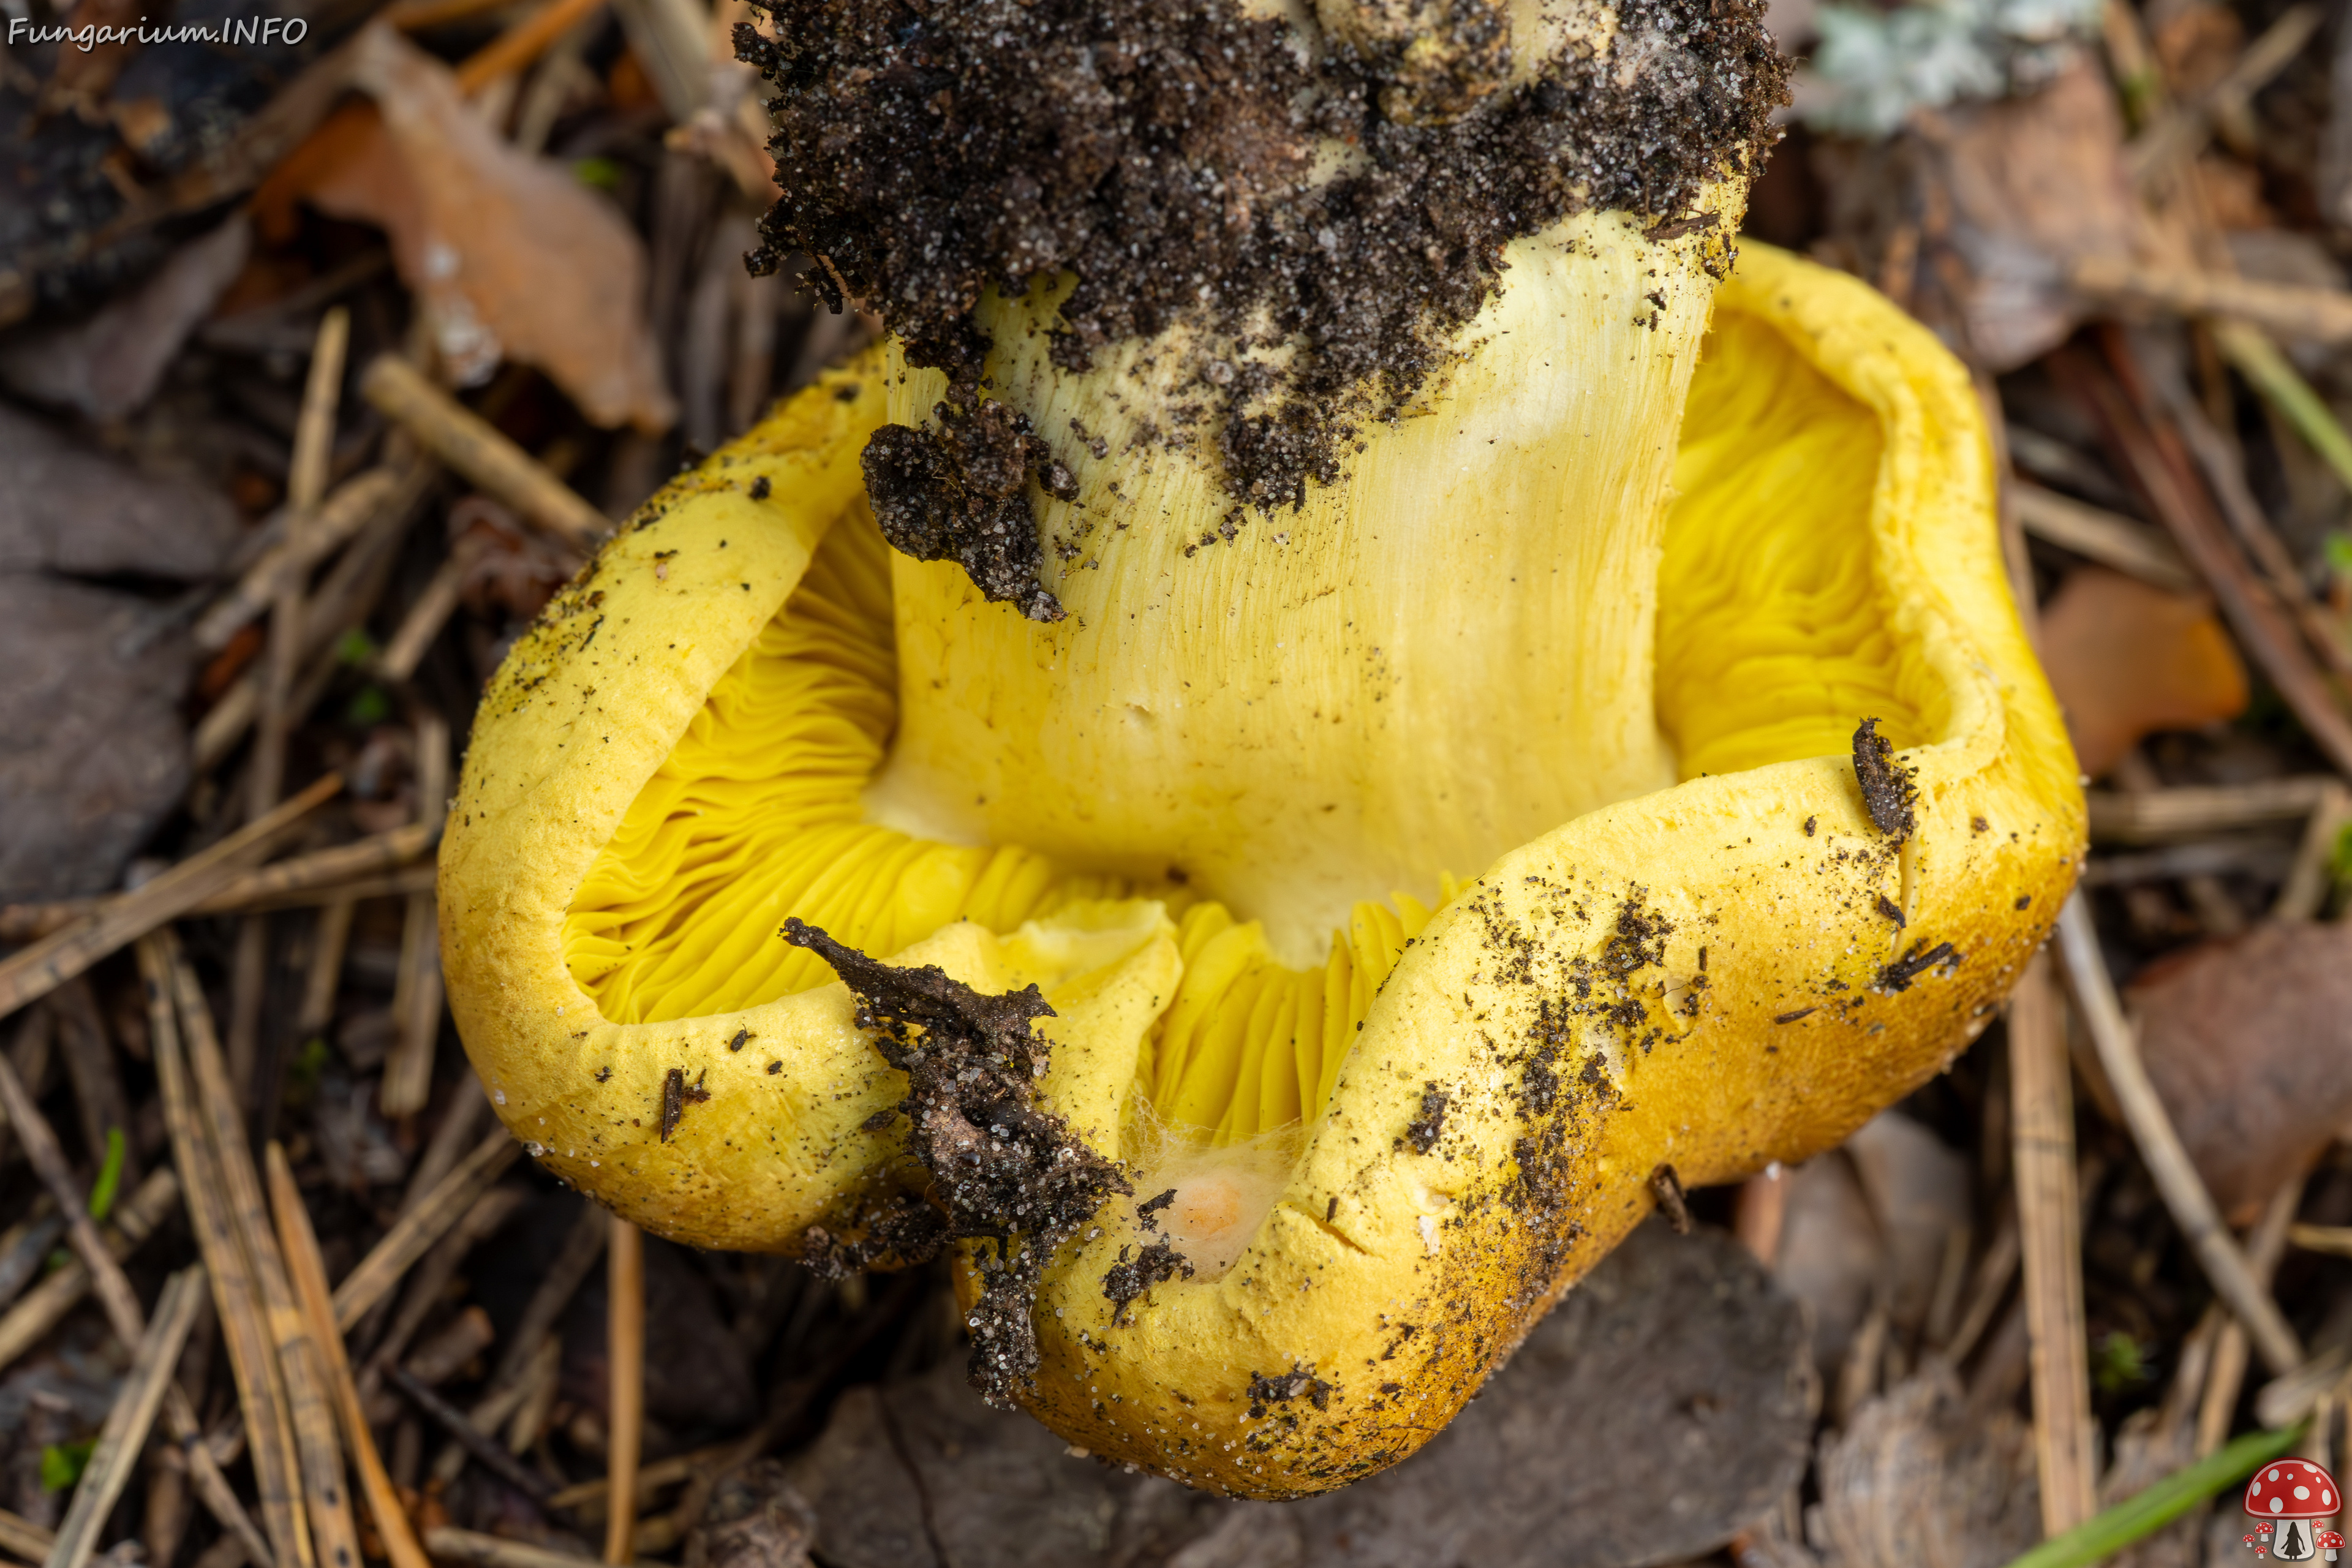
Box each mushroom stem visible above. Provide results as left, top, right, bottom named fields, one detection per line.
left=870, top=203, right=1727, bottom=970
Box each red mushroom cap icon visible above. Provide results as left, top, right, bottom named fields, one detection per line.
left=2248, top=1463, right=2342, bottom=1521
left=2318, top=1529, right=2343, bottom=1561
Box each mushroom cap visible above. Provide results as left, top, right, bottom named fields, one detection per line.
left=2247, top=1463, right=2342, bottom=1520
left=439, top=241, right=2083, bottom=1494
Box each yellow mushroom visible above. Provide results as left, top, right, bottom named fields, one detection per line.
left=440, top=227, right=2081, bottom=1494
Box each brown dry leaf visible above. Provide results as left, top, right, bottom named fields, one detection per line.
left=1810, top=1367, right=2041, bottom=1568
left=2152, top=3, right=2245, bottom=100
left=2099, top=1407, right=2203, bottom=1568
left=0, top=404, right=240, bottom=581
left=685, top=1460, right=817, bottom=1568
left=2124, top=920, right=2352, bottom=1221
left=42, top=0, right=146, bottom=115
left=0, top=216, right=251, bottom=422
left=1815, top=58, right=2146, bottom=370
left=2197, top=156, right=2278, bottom=232
left=0, top=576, right=199, bottom=905
left=450, top=496, right=577, bottom=624
left=0, top=402, right=236, bottom=900
left=2038, top=566, right=2248, bottom=778
left=1842, top=1114, right=1970, bottom=1342
left=1774, top=1153, right=1884, bottom=1387
left=1772, top=1112, right=1970, bottom=1385
left=789, top=1221, right=1811, bottom=1568
left=299, top=23, right=674, bottom=432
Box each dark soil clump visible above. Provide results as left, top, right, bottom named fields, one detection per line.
left=1102, top=1237, right=1193, bottom=1322
left=1875, top=940, right=1959, bottom=994
left=1248, top=1368, right=1335, bottom=1415
left=1852, top=717, right=1918, bottom=841
left=862, top=396, right=1077, bottom=622
left=783, top=919, right=1130, bottom=1408
left=660, top=1065, right=710, bottom=1142
left=738, top=0, right=1787, bottom=614
left=800, top=1190, right=950, bottom=1280
left=1403, top=1084, right=1449, bottom=1153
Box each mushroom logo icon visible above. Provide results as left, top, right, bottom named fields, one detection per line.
left=2319, top=1531, right=2343, bottom=1561
left=2247, top=1461, right=2341, bottom=1561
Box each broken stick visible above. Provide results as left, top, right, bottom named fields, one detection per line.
left=2009, top=950, right=2098, bottom=1535
left=360, top=355, right=607, bottom=550
left=0, top=774, right=342, bottom=1023
left=268, top=1143, right=432, bottom=1568
left=43, top=1267, right=208, bottom=1568
left=2054, top=894, right=2304, bottom=1376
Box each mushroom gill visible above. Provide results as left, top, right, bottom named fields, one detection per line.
left=560, top=201, right=1733, bottom=1152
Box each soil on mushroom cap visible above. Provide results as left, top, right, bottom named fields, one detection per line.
left=1851, top=718, right=1918, bottom=842
left=739, top=0, right=1789, bottom=616
left=783, top=919, right=1132, bottom=1408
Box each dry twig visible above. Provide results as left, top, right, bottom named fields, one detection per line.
left=360, top=355, right=606, bottom=550
left=168, top=940, right=364, bottom=1568
left=382, top=711, right=450, bottom=1119
left=296, top=899, right=356, bottom=1041
left=2291, top=1224, right=2352, bottom=1259
left=453, top=0, right=610, bottom=92
left=2272, top=783, right=2351, bottom=922
left=2122, top=5, right=2326, bottom=185
left=266, top=1143, right=432, bottom=1568
left=382, top=1365, right=556, bottom=1505
left=48, top=981, right=135, bottom=1191
left=481, top=1199, right=603, bottom=1395
left=0, top=824, right=440, bottom=946
left=0, top=1054, right=255, bottom=1568
left=2086, top=776, right=2340, bottom=843
left=426, top=1528, right=633, bottom=1568
left=0, top=1136, right=255, bottom=1568
left=43, top=1267, right=208, bottom=1568
left=396, top=1071, right=492, bottom=1216
left=2055, top=894, right=2304, bottom=1376
left=365, top=1186, right=525, bottom=1384
left=2068, top=257, right=2352, bottom=343
left=2009, top=951, right=2098, bottom=1534
left=377, top=535, right=488, bottom=684
left=2012, top=480, right=2195, bottom=592
left=0, top=1513, right=51, bottom=1562
left=195, top=468, right=399, bottom=657
left=0, top=1051, right=147, bottom=1347
left=0, top=775, right=341, bottom=1022
left=142, top=932, right=314, bottom=1568
left=192, top=459, right=440, bottom=775
left=1944, top=1204, right=2023, bottom=1366
left=2058, top=344, right=2352, bottom=777
left=605, top=1217, right=644, bottom=1566
left=0, top=1168, right=176, bottom=1372
left=330, top=1127, right=519, bottom=1330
